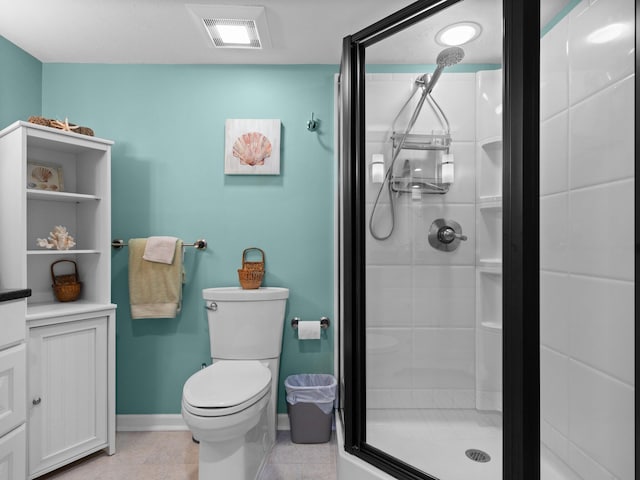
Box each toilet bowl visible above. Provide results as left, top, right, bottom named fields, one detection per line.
left=182, top=360, right=271, bottom=442
left=181, top=287, right=289, bottom=480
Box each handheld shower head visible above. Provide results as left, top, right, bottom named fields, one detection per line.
left=436, top=46, right=465, bottom=67
left=423, top=46, right=465, bottom=94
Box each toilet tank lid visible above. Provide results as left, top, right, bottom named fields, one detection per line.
left=202, top=287, right=289, bottom=301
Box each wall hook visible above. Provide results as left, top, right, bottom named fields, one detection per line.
left=306, top=112, right=319, bottom=132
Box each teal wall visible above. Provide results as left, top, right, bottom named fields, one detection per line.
left=0, top=36, right=42, bottom=128
left=42, top=64, right=338, bottom=414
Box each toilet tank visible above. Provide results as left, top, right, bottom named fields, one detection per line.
left=202, top=287, right=289, bottom=360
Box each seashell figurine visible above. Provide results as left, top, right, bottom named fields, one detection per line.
left=36, top=225, right=76, bottom=250
left=31, top=166, right=53, bottom=183
left=232, top=132, right=272, bottom=166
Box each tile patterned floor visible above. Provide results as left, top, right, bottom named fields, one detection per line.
left=38, top=430, right=337, bottom=480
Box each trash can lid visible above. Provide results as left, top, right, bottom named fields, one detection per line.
left=183, top=360, right=271, bottom=409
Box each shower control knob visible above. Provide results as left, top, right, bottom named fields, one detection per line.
left=438, top=226, right=467, bottom=244
left=428, top=218, right=467, bottom=252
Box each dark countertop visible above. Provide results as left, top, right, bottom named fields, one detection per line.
left=0, top=288, right=32, bottom=302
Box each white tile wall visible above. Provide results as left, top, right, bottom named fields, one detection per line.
left=364, top=72, right=477, bottom=408
left=540, top=0, right=634, bottom=478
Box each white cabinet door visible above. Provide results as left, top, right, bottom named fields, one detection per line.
left=0, top=424, right=26, bottom=480
left=28, top=316, right=108, bottom=477
left=0, top=344, right=26, bottom=438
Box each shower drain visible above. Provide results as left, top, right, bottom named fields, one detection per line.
left=465, top=449, right=491, bottom=463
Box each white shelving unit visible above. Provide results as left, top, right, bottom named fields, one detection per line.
left=0, top=121, right=116, bottom=478
left=475, top=70, right=503, bottom=412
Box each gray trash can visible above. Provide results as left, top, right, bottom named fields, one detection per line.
left=285, top=374, right=337, bottom=444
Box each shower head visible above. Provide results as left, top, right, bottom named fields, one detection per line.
left=422, top=46, right=465, bottom=94
left=436, top=46, right=465, bottom=67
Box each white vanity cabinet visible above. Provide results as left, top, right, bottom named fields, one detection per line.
left=0, top=295, right=29, bottom=480
left=27, top=308, right=114, bottom=478
left=0, top=121, right=116, bottom=479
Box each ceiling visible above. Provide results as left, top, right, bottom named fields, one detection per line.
left=1, top=0, right=568, bottom=65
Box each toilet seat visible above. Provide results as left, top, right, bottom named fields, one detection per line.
left=182, top=360, right=271, bottom=417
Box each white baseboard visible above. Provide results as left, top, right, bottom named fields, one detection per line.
left=117, top=414, right=292, bottom=432
left=116, top=414, right=188, bottom=431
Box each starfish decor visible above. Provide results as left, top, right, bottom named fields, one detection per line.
left=50, top=118, right=79, bottom=132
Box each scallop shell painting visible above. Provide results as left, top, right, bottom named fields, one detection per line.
left=225, top=119, right=281, bottom=175
left=232, top=132, right=272, bottom=166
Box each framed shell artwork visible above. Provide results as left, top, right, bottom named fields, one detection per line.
left=27, top=163, right=64, bottom=191
left=224, top=119, right=281, bottom=175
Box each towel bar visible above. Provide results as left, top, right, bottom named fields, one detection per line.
left=112, top=239, right=207, bottom=250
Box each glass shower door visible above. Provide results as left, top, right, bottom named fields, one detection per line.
left=340, top=0, right=504, bottom=478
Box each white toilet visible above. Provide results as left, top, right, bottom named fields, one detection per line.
left=181, top=287, right=289, bottom=480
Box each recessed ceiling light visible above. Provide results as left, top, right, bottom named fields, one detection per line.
left=435, top=22, right=482, bottom=47
left=587, top=22, right=629, bottom=44
left=204, top=18, right=260, bottom=48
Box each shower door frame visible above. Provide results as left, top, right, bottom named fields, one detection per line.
left=340, top=0, right=544, bottom=479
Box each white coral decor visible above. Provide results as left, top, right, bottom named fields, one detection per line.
left=36, top=225, right=76, bottom=250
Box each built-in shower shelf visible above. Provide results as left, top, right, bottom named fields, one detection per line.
left=479, top=195, right=502, bottom=205
left=481, top=321, right=502, bottom=331
left=480, top=136, right=502, bottom=150
left=478, top=259, right=502, bottom=268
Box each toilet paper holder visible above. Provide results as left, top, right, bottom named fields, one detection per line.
left=291, top=317, right=330, bottom=330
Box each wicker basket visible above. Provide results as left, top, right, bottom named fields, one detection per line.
left=51, top=259, right=81, bottom=302
left=238, top=247, right=265, bottom=289
left=241, top=247, right=265, bottom=271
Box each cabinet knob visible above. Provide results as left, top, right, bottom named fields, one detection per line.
left=32, top=397, right=41, bottom=406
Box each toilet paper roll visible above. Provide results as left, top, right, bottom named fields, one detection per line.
left=298, top=320, right=321, bottom=340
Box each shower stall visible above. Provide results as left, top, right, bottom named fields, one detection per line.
left=335, top=0, right=636, bottom=479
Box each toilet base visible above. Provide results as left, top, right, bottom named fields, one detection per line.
left=197, top=406, right=272, bottom=480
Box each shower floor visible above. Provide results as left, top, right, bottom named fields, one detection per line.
left=366, top=408, right=502, bottom=480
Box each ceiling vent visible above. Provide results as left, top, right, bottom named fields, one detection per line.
left=187, top=4, right=271, bottom=50
left=203, top=18, right=261, bottom=49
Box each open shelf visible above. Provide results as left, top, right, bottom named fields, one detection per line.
left=27, top=250, right=100, bottom=256
left=27, top=190, right=100, bottom=203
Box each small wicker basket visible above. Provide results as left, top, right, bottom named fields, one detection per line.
left=51, top=259, right=81, bottom=302
left=238, top=247, right=265, bottom=289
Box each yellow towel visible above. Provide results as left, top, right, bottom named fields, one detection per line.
left=129, top=238, right=183, bottom=319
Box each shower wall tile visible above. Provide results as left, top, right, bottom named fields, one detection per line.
left=540, top=14, right=569, bottom=121
left=411, top=328, right=475, bottom=389
left=568, top=360, right=634, bottom=480
left=539, top=193, right=569, bottom=272
left=366, top=203, right=412, bottom=265
left=540, top=346, right=569, bottom=437
left=540, top=111, right=568, bottom=196
left=541, top=421, right=570, bottom=466
left=412, top=266, right=475, bottom=327
left=567, top=443, right=616, bottom=480
left=568, top=180, right=634, bottom=280
left=366, top=266, right=413, bottom=328
left=365, top=328, right=413, bottom=389
left=366, top=77, right=417, bottom=132
left=475, top=69, right=502, bottom=142
left=568, top=275, right=634, bottom=385
left=540, top=272, right=570, bottom=353
left=568, top=0, right=635, bottom=105
left=412, top=204, right=475, bottom=266
left=415, top=73, right=476, bottom=142
left=367, top=389, right=414, bottom=409
left=411, top=266, right=475, bottom=327
left=569, top=76, right=635, bottom=189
